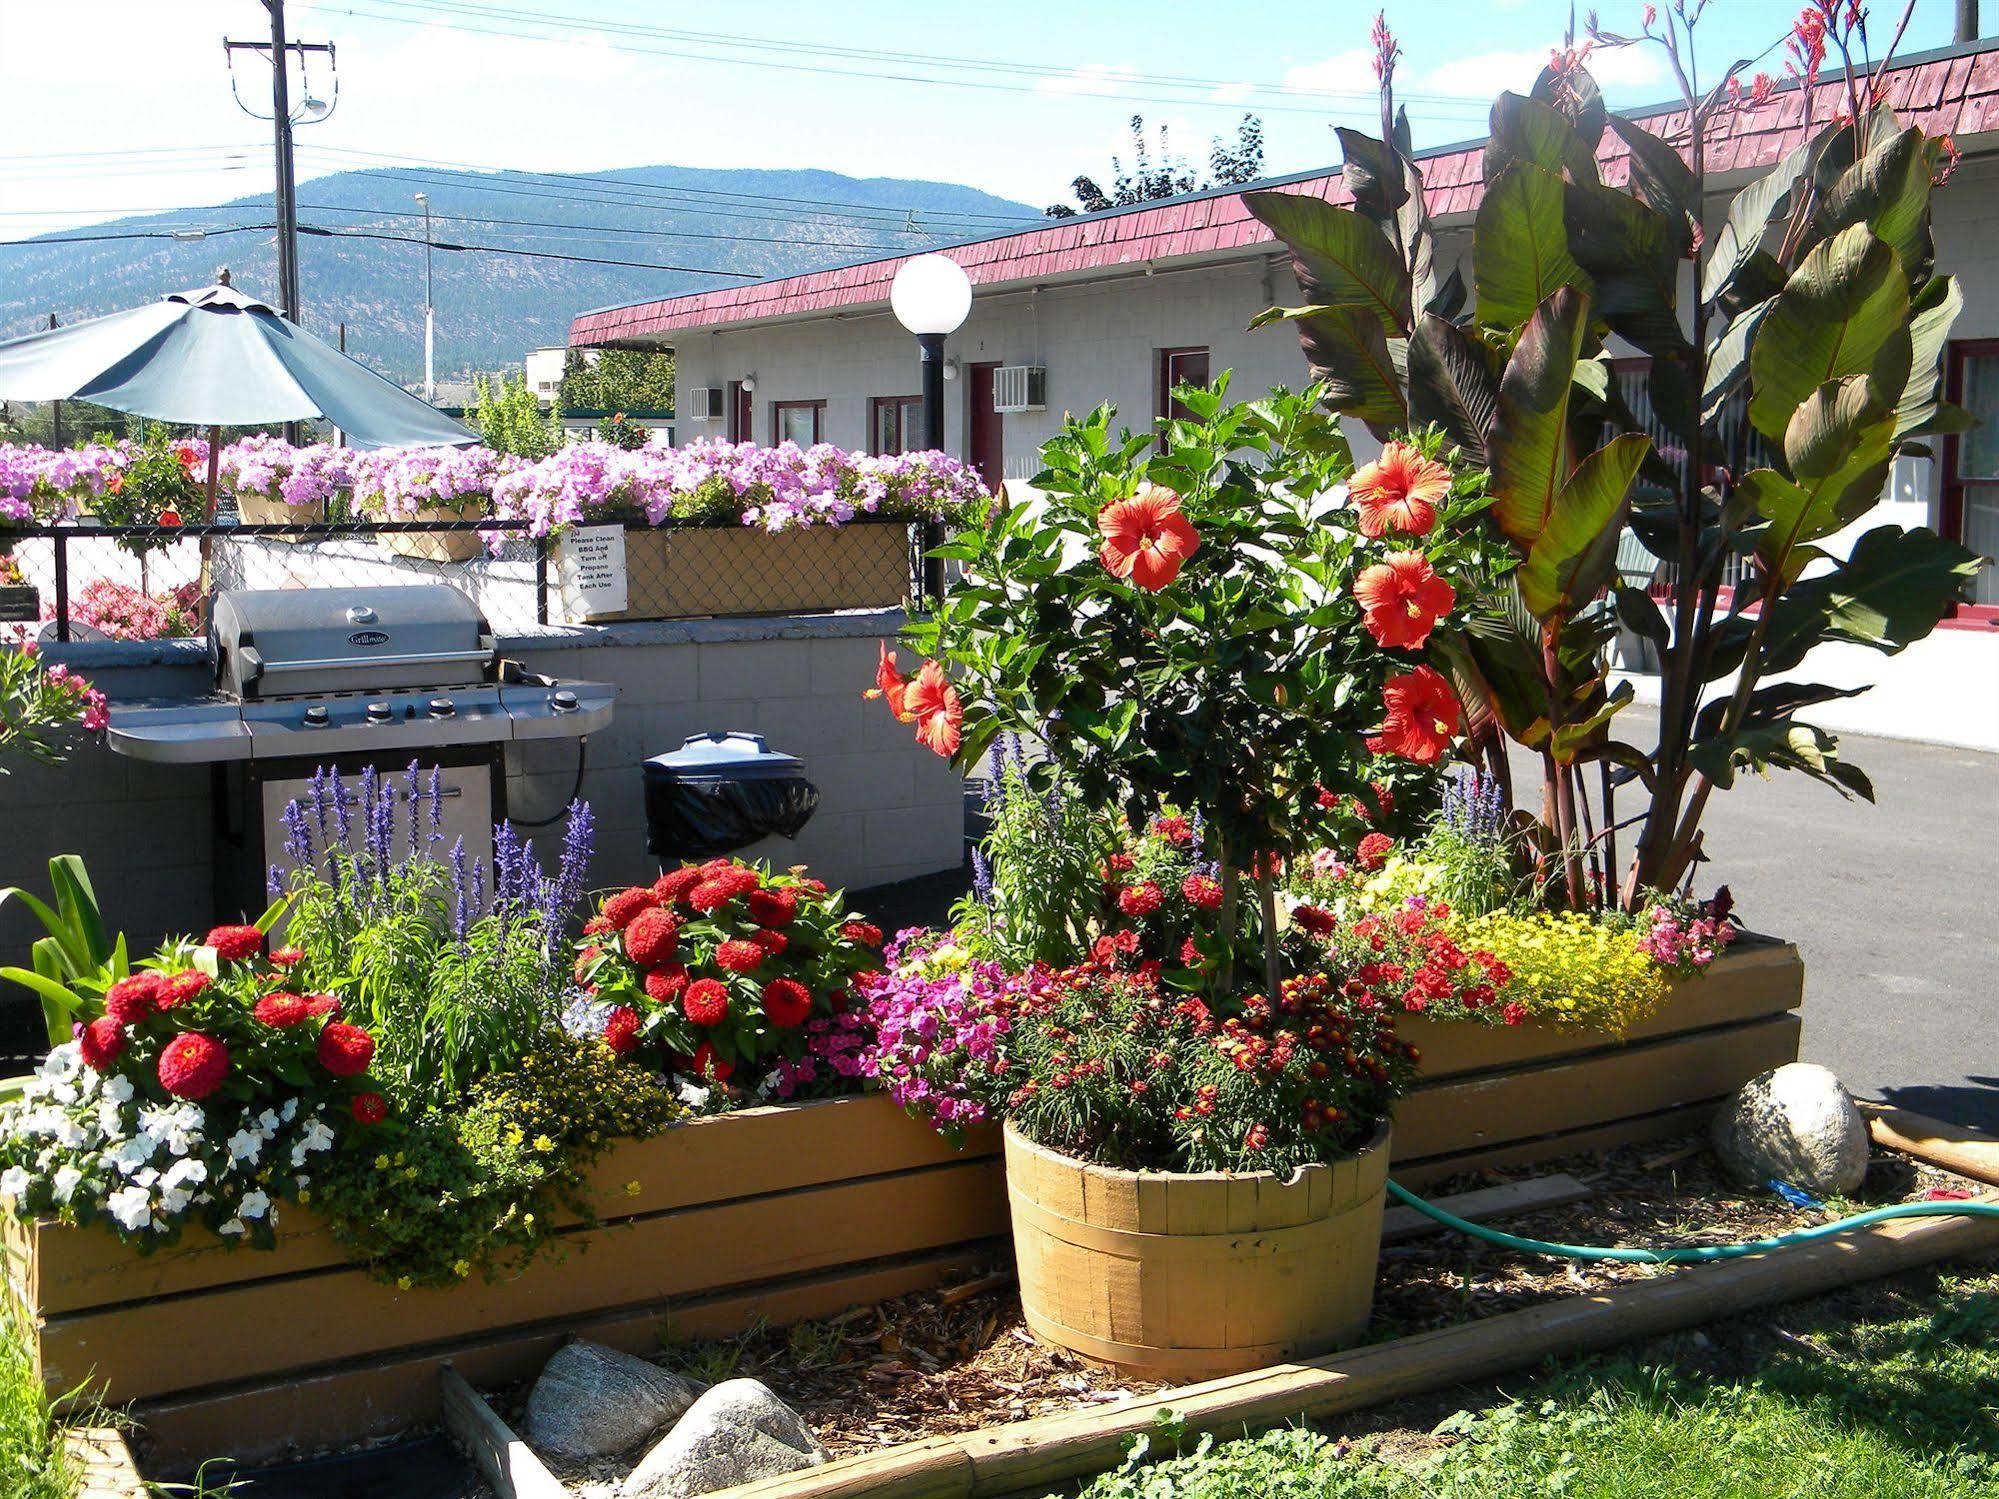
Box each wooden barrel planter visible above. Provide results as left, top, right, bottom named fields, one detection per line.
left=555, top=520, right=914, bottom=623
left=1004, top=1121, right=1392, bottom=1380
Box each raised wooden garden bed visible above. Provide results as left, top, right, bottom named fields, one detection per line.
left=5, top=1092, right=1006, bottom=1466
left=1392, top=938, right=1804, bottom=1184
left=555, top=521, right=914, bottom=623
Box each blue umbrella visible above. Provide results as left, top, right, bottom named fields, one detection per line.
left=0, top=274, right=476, bottom=449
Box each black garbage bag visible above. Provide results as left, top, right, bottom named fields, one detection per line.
left=643, top=732, right=819, bottom=859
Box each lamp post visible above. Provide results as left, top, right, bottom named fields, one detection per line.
left=890, top=253, right=971, bottom=452
left=415, top=191, right=435, bottom=402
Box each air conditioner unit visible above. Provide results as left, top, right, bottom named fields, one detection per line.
left=687, top=386, right=725, bottom=421
left=992, top=365, right=1046, bottom=414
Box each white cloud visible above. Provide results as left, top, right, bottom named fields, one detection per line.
left=1281, top=49, right=1380, bottom=99
left=1035, top=63, right=1141, bottom=99
left=1424, top=43, right=1667, bottom=99
left=1210, top=81, right=1255, bottom=104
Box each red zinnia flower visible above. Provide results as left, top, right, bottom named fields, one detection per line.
left=864, top=641, right=914, bottom=722
left=79, top=1015, right=124, bottom=1071
left=302, top=992, right=340, bottom=1017
left=624, top=908, right=680, bottom=968
left=644, top=963, right=689, bottom=1003
left=683, top=978, right=730, bottom=1027
left=317, top=1021, right=376, bottom=1078
left=1098, top=483, right=1199, bottom=590
left=582, top=915, right=613, bottom=936
left=601, top=886, right=661, bottom=931
left=1349, top=442, right=1449, bottom=538
left=689, top=867, right=758, bottom=913
left=1366, top=666, right=1461, bottom=764
left=653, top=866, right=704, bottom=907
left=603, top=1005, right=642, bottom=1056
left=1353, top=551, right=1456, bottom=651
left=269, top=946, right=303, bottom=967
left=205, top=924, right=264, bottom=963
left=573, top=945, right=604, bottom=985
left=157, top=971, right=211, bottom=1009
left=104, top=973, right=163, bottom=1026
left=1118, top=881, right=1165, bottom=917
left=903, top=662, right=963, bottom=759
left=689, top=1042, right=734, bottom=1082
left=1356, top=832, right=1395, bottom=870
left=714, top=938, right=766, bottom=974
left=753, top=929, right=789, bottom=956
left=254, top=991, right=314, bottom=1028
left=840, top=920, right=883, bottom=947
left=1150, top=815, right=1194, bottom=846
left=159, top=1032, right=229, bottom=1099
left=1179, top=936, right=1204, bottom=966
left=761, top=977, right=812, bottom=1028
left=1181, top=874, right=1223, bottom=910
left=747, top=887, right=797, bottom=928
left=351, top=1092, right=389, bottom=1125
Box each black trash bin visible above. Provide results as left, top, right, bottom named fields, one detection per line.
left=643, top=731, right=819, bottom=860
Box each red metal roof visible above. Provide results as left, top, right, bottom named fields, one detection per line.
left=572, top=43, right=1999, bottom=348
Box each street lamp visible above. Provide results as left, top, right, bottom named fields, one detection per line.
left=415, top=191, right=435, bottom=402
left=890, top=253, right=971, bottom=451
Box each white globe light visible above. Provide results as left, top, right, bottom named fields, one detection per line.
left=890, top=253, right=972, bottom=336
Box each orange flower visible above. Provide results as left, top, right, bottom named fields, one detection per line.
left=1366, top=665, right=1460, bottom=764
left=1353, top=551, right=1456, bottom=651
left=1348, top=442, right=1450, bottom=538
left=903, top=661, right=963, bottom=758
left=864, top=641, right=913, bottom=721
left=1098, top=483, right=1200, bottom=591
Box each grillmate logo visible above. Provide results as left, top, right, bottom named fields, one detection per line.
left=347, top=630, right=391, bottom=648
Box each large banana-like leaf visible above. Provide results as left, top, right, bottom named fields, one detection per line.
left=1608, top=114, right=1697, bottom=234
left=1692, top=681, right=1868, bottom=742
left=1702, top=295, right=1779, bottom=426
left=1474, top=164, right=1591, bottom=330
left=1756, top=523, right=1984, bottom=675
left=1490, top=286, right=1588, bottom=549
left=1242, top=191, right=1412, bottom=331
left=1748, top=223, right=1910, bottom=440
left=1739, top=377, right=1897, bottom=582
left=1687, top=720, right=1874, bottom=800
left=1336, top=127, right=1410, bottom=219
left=1408, top=315, right=1501, bottom=463
left=1398, top=145, right=1438, bottom=321
left=1812, top=125, right=1938, bottom=283
left=1249, top=303, right=1409, bottom=435
left=1894, top=274, right=1964, bottom=438
left=1702, top=135, right=1813, bottom=306
left=1485, top=92, right=1599, bottom=184
left=1518, top=433, right=1651, bottom=618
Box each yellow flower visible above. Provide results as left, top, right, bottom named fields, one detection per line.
left=533, top=1134, right=555, bottom=1153
left=453, top=1259, right=471, bottom=1278
left=506, top=1124, right=525, bottom=1147
left=396, top=1275, right=413, bottom=1292
left=624, top=1180, right=642, bottom=1197
left=373, top=1154, right=390, bottom=1171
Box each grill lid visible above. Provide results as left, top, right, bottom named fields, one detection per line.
left=210, top=584, right=497, bottom=700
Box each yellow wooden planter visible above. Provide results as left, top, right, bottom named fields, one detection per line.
left=378, top=499, right=489, bottom=564
left=232, top=491, right=327, bottom=534
left=556, top=522, right=913, bottom=623
left=1004, top=1121, right=1392, bottom=1380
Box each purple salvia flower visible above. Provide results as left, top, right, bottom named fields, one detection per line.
left=972, top=846, right=993, bottom=905
left=330, top=766, right=353, bottom=846
left=449, top=836, right=470, bottom=946
left=357, top=766, right=380, bottom=872
left=427, top=766, right=444, bottom=845
left=281, top=797, right=314, bottom=867
left=405, top=759, right=422, bottom=858
left=546, top=799, right=595, bottom=937
left=267, top=863, right=286, bottom=899
left=309, top=765, right=332, bottom=849
left=471, top=858, right=488, bottom=920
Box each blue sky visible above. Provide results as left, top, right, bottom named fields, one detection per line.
left=0, top=0, right=1969, bottom=238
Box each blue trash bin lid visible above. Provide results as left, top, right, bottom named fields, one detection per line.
left=644, top=731, right=805, bottom=783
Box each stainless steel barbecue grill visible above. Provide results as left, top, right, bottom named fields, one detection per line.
left=104, top=583, right=614, bottom=915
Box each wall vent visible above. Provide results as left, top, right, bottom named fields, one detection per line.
left=687, top=386, right=725, bottom=420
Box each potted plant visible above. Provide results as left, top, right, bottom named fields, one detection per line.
left=218, top=435, right=352, bottom=535
left=348, top=445, right=511, bottom=564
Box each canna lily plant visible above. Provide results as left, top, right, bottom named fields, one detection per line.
left=1246, top=2, right=1986, bottom=909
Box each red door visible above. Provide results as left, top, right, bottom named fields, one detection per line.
left=967, top=362, right=1003, bottom=492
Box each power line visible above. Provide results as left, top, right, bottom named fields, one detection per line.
left=0, top=224, right=275, bottom=248
left=292, top=200, right=918, bottom=251
left=296, top=221, right=759, bottom=276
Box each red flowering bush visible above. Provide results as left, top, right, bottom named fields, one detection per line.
left=576, top=858, right=884, bottom=1094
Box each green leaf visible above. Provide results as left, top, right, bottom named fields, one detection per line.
left=1530, top=62, right=1606, bottom=150
left=1687, top=720, right=1874, bottom=801
left=1607, top=114, right=1696, bottom=230
left=1490, top=285, right=1589, bottom=549
left=1486, top=92, right=1598, bottom=183
left=1702, top=295, right=1778, bottom=427
left=1337, top=127, right=1410, bottom=218
left=1474, top=164, right=1591, bottom=330
left=1692, top=681, right=1869, bottom=742
left=1813, top=125, right=1937, bottom=283
left=1242, top=191, right=1412, bottom=331
left=1615, top=584, right=1670, bottom=646
left=1519, top=433, right=1650, bottom=618
left=1743, top=376, right=1896, bottom=578
left=1270, top=305, right=1410, bottom=436
left=1704, top=135, right=1811, bottom=306
left=1758, top=524, right=1984, bottom=674
left=1748, top=223, right=1910, bottom=440
left=1407, top=315, right=1501, bottom=464
left=1550, top=679, right=1635, bottom=762
left=1894, top=274, right=1964, bottom=439
left=1565, top=179, right=1685, bottom=357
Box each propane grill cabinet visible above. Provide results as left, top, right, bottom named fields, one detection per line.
left=104, top=584, right=614, bottom=917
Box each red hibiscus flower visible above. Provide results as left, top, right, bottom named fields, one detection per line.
left=644, top=963, right=689, bottom=1004
left=1098, top=483, right=1200, bottom=590
left=1353, top=551, right=1457, bottom=650
left=205, top=924, right=264, bottom=963
left=683, top=978, right=730, bottom=1027
left=158, top=971, right=211, bottom=1009
left=1366, top=665, right=1461, bottom=764
left=1349, top=442, right=1450, bottom=537
left=317, top=1021, right=376, bottom=1078
left=865, top=641, right=914, bottom=722
left=79, top=1015, right=125, bottom=1071
left=351, top=1092, right=389, bottom=1125
left=603, top=1006, right=642, bottom=1056
left=624, top=908, right=680, bottom=968
left=104, top=973, right=163, bottom=1026
left=1356, top=832, right=1395, bottom=870
left=903, top=661, right=963, bottom=759
left=159, top=1032, right=229, bottom=1099
left=714, top=938, right=766, bottom=974
left=747, top=887, right=797, bottom=928
left=761, top=977, right=812, bottom=1028
left=601, top=886, right=661, bottom=930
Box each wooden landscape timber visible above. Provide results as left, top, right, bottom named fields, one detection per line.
left=1862, top=1102, right=1999, bottom=1187
left=440, top=1365, right=567, bottom=1499
left=63, top=1427, right=148, bottom=1499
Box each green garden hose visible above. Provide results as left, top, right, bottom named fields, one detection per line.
left=1384, top=1179, right=1999, bottom=1264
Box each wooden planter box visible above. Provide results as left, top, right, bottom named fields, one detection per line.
left=379, top=499, right=489, bottom=564
left=0, top=583, right=38, bottom=622
left=5, top=1092, right=1005, bottom=1466
left=1390, top=938, right=1805, bottom=1184
left=232, top=491, right=327, bottom=541
left=555, top=521, right=913, bottom=623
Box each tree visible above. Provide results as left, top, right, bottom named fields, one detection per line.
left=471, top=371, right=563, bottom=458
left=1046, top=114, right=1265, bottom=217
left=558, top=348, right=675, bottom=413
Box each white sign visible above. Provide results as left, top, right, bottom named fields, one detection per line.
left=563, top=524, right=629, bottom=617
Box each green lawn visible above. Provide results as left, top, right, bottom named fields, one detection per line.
left=0, top=1296, right=74, bottom=1499
left=1063, top=1268, right=1999, bottom=1499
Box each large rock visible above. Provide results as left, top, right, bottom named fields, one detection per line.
left=622, top=1378, right=828, bottom=1499
left=524, top=1340, right=701, bottom=1462
left=1710, top=1062, right=1870, bottom=1196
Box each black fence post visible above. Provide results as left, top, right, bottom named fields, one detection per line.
left=535, top=536, right=550, bottom=627
left=52, top=530, right=70, bottom=644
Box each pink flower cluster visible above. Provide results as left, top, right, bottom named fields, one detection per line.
left=347, top=444, right=518, bottom=519
left=764, top=1008, right=873, bottom=1100
left=65, top=579, right=203, bottom=642
left=217, top=436, right=355, bottom=509
left=30, top=648, right=110, bottom=732
left=0, top=442, right=191, bottom=520
left=856, top=930, right=1018, bottom=1140
left=1637, top=903, right=1736, bottom=977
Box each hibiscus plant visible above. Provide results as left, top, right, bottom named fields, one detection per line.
left=1247, top=4, right=1985, bottom=909
left=886, top=380, right=1495, bottom=994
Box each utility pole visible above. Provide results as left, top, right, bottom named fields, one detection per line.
left=223, top=4, right=335, bottom=327
left=416, top=192, right=436, bottom=402
left=1958, top=0, right=1980, bottom=43
left=46, top=315, right=61, bottom=449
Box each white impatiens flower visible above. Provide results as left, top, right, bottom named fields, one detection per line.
left=675, top=1080, right=712, bottom=1109
left=237, top=1189, right=271, bottom=1221
left=0, top=1166, right=30, bottom=1201
left=106, top=1185, right=153, bottom=1231
left=257, top=1109, right=282, bottom=1138
left=100, top=1074, right=134, bottom=1104
left=96, top=1100, right=126, bottom=1139
left=111, top=1136, right=156, bottom=1175
left=51, top=1165, right=83, bottom=1204
left=281, top=1097, right=300, bottom=1124
left=217, top=1218, right=246, bottom=1237
left=299, top=1119, right=335, bottom=1155
left=228, top=1129, right=263, bottom=1166
left=160, top=1157, right=207, bottom=1194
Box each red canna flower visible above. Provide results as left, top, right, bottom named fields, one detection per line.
left=1348, top=443, right=1449, bottom=538
left=1353, top=551, right=1457, bottom=650
left=1366, top=665, right=1461, bottom=764
left=1097, top=483, right=1200, bottom=590
left=904, top=661, right=963, bottom=758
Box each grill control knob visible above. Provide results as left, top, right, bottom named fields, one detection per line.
left=428, top=697, right=456, bottom=719
left=302, top=705, right=330, bottom=729
left=365, top=702, right=393, bottom=724
left=550, top=689, right=579, bottom=713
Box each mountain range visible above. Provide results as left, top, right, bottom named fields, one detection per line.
left=0, top=164, right=1037, bottom=385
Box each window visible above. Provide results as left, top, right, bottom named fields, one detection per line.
left=771, top=400, right=825, bottom=447
left=1944, top=340, right=1999, bottom=614
left=1157, top=347, right=1211, bottom=425
left=870, top=395, right=925, bottom=455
